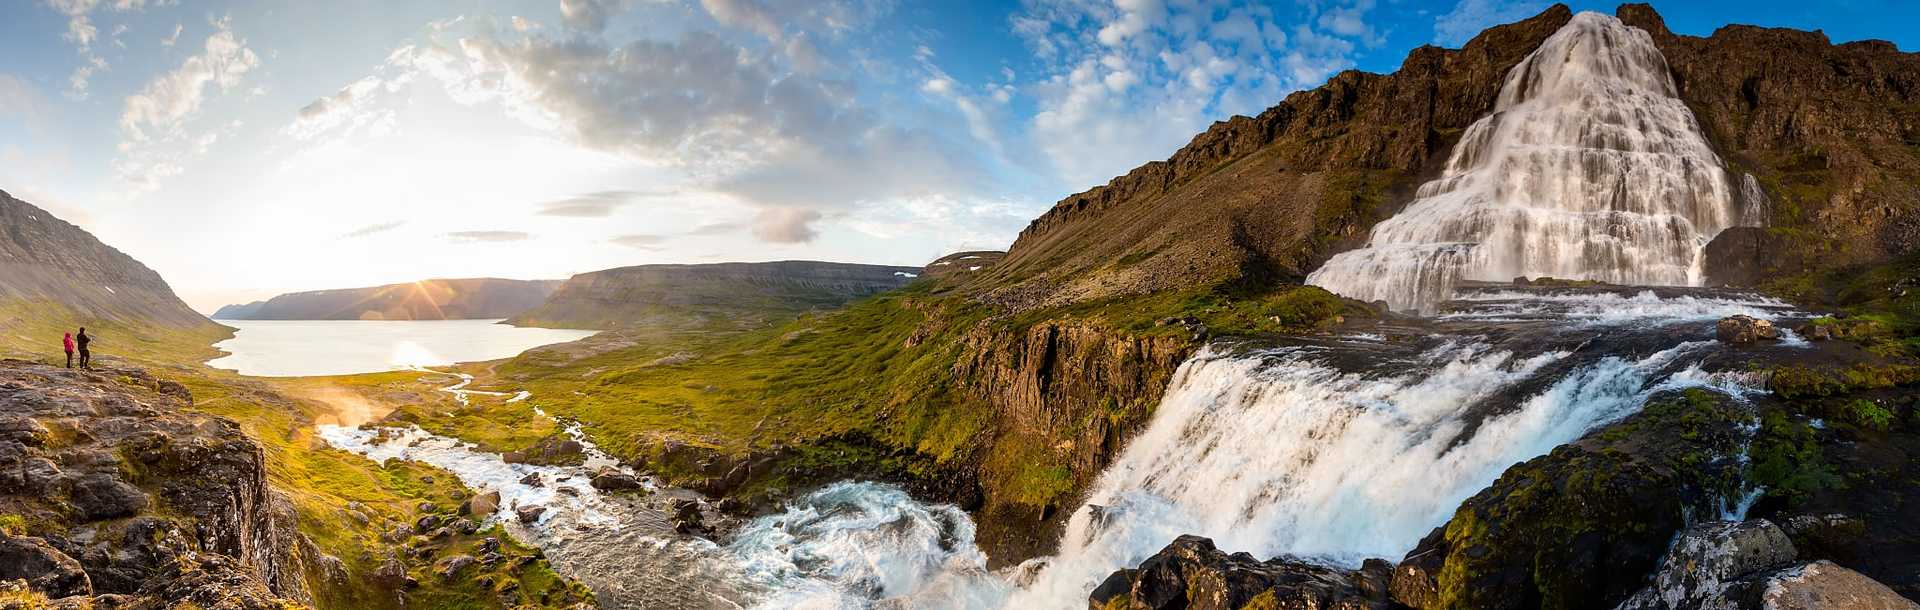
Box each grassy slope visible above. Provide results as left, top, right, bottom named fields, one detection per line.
left=0, top=302, right=589, bottom=609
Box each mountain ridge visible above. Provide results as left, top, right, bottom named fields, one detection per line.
left=212, top=278, right=562, bottom=321
left=505, top=259, right=922, bottom=330
left=0, top=189, right=215, bottom=330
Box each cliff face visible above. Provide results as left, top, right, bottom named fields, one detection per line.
left=213, top=278, right=562, bottom=321
left=952, top=321, right=1196, bottom=560
left=971, top=6, right=1575, bottom=311
left=508, top=260, right=920, bottom=330
left=0, top=360, right=317, bottom=606
left=1614, top=4, right=1920, bottom=285
left=0, top=191, right=213, bottom=329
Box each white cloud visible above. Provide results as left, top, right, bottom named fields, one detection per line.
left=1012, top=0, right=1374, bottom=190
left=1434, top=0, right=1548, bottom=46
left=115, top=18, right=260, bottom=193
left=161, top=22, right=182, bottom=47
left=559, top=0, right=633, bottom=33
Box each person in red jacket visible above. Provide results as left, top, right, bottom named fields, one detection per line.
left=62, top=332, right=74, bottom=368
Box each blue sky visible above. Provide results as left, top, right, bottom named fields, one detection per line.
left=2, top=0, right=1915, bottom=311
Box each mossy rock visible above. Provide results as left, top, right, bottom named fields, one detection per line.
left=1394, top=389, right=1751, bottom=610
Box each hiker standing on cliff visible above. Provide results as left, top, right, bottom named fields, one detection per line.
left=62, top=332, right=74, bottom=368
left=76, top=328, right=91, bottom=369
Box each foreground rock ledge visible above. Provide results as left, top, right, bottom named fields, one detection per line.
left=0, top=360, right=311, bottom=607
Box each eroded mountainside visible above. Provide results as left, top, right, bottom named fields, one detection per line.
left=970, top=7, right=1575, bottom=311
left=506, top=260, right=921, bottom=330
left=0, top=191, right=214, bottom=330
left=214, top=278, right=562, bottom=321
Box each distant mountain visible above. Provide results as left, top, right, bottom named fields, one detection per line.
left=0, top=189, right=213, bottom=329
left=213, top=278, right=563, bottom=321
left=505, top=260, right=921, bottom=330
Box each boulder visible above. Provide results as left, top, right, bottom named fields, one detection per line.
left=432, top=554, right=476, bottom=580
left=1792, top=323, right=1833, bottom=341
left=589, top=469, right=643, bottom=492
left=1718, top=315, right=1781, bottom=344
left=68, top=473, right=150, bottom=521
left=1761, top=561, right=1920, bottom=610
left=670, top=499, right=708, bottom=536
left=0, top=535, right=91, bottom=598
left=1088, top=535, right=1393, bottom=610
left=462, top=490, right=501, bottom=517
left=515, top=505, right=547, bottom=525
left=518, top=472, right=543, bottom=488
left=1617, top=520, right=1799, bottom=609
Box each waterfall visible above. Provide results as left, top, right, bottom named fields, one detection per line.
left=1308, top=12, right=1760, bottom=312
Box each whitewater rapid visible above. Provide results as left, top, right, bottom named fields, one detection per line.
left=1307, top=12, right=1767, bottom=312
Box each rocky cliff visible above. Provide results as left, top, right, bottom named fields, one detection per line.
left=0, top=360, right=317, bottom=606
left=953, top=321, right=1196, bottom=561
left=507, top=260, right=921, bottom=330
left=1612, top=4, right=1920, bottom=287
left=970, top=6, right=1574, bottom=311
left=213, top=278, right=562, bottom=321
left=0, top=191, right=214, bottom=330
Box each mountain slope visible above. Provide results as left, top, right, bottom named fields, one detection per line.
left=966, top=6, right=1574, bottom=311
left=505, top=260, right=921, bottom=330
left=213, top=278, right=562, bottom=321
left=0, top=190, right=214, bottom=329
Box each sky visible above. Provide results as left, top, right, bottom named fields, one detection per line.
left=2, top=0, right=1915, bottom=313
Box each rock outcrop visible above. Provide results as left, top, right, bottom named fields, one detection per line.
left=505, top=260, right=920, bottom=330
left=0, top=360, right=314, bottom=606
left=1090, top=535, right=1395, bottom=610
left=952, top=321, right=1197, bottom=561
left=0, top=190, right=214, bottom=329
left=212, top=278, right=562, bottom=321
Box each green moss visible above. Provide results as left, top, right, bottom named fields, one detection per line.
left=1750, top=409, right=1844, bottom=506
left=1844, top=399, right=1895, bottom=431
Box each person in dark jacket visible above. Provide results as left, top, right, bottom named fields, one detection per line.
left=62, top=332, right=74, bottom=368
left=76, top=328, right=91, bottom=369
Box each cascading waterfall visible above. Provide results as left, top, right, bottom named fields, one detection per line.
left=1307, top=12, right=1762, bottom=312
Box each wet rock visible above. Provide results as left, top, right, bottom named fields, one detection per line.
left=589, top=469, right=643, bottom=492
left=502, top=451, right=527, bottom=464
left=0, top=535, right=92, bottom=598
left=515, top=505, right=547, bottom=524
left=432, top=554, right=476, bottom=580
left=1088, top=535, right=1393, bottom=610
left=1777, top=513, right=1867, bottom=561
left=671, top=499, right=708, bottom=536
left=1792, top=323, right=1833, bottom=341
left=518, top=472, right=543, bottom=488
left=68, top=473, right=150, bottom=521
left=1718, top=315, right=1781, bottom=344
left=462, top=489, right=501, bottom=517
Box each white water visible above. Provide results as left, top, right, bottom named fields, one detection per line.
left=207, top=319, right=595, bottom=377
left=1308, top=12, right=1762, bottom=312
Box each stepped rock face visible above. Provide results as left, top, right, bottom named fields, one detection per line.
left=972, top=6, right=1575, bottom=311
left=213, top=278, right=562, bottom=321
left=0, top=360, right=315, bottom=606
left=1613, top=4, right=1920, bottom=283
left=508, top=260, right=920, bottom=330
left=0, top=190, right=212, bottom=328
